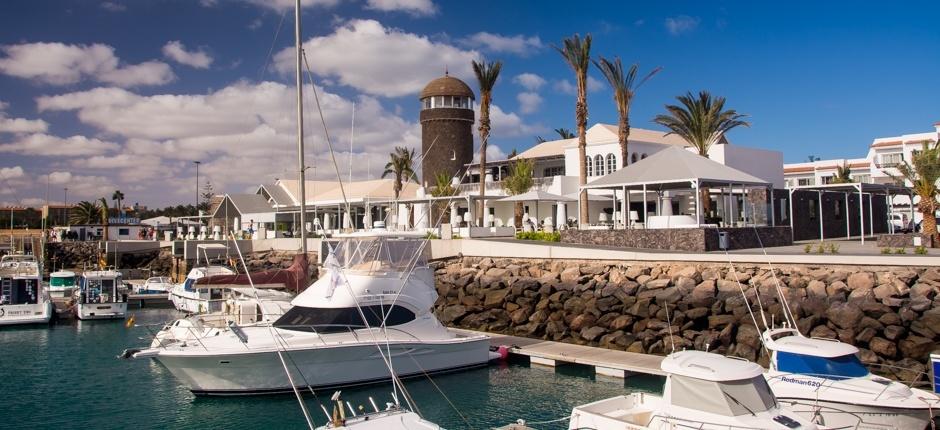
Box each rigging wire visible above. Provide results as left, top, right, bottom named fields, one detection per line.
left=257, top=7, right=290, bottom=82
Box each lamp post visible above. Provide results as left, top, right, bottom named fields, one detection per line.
left=194, top=161, right=201, bottom=216
left=63, top=187, right=68, bottom=226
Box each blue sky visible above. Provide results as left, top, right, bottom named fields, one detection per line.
left=1, top=0, right=938, bottom=207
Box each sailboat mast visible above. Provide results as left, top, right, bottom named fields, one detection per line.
left=294, top=0, right=307, bottom=255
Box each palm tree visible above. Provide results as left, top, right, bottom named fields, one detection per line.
left=593, top=57, right=661, bottom=168
left=472, top=59, right=503, bottom=226
left=892, top=140, right=940, bottom=239
left=382, top=146, right=418, bottom=200
left=111, top=190, right=124, bottom=216
left=430, top=171, right=457, bottom=224
left=99, top=197, right=110, bottom=241
left=502, top=158, right=535, bottom=226
left=832, top=162, right=853, bottom=184
left=555, top=33, right=592, bottom=225
left=653, top=91, right=750, bottom=214
left=534, top=136, right=547, bottom=144
left=69, top=201, right=101, bottom=224
left=554, top=128, right=576, bottom=139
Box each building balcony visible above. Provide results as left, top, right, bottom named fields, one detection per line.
left=456, top=176, right=554, bottom=194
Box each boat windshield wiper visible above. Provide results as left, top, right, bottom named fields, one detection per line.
left=722, top=390, right=756, bottom=416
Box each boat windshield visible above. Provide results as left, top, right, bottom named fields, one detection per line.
left=776, top=351, right=869, bottom=379
left=50, top=276, right=76, bottom=287
left=670, top=375, right=777, bottom=417
left=328, top=238, right=427, bottom=274
left=183, top=278, right=196, bottom=292
left=273, top=305, right=416, bottom=333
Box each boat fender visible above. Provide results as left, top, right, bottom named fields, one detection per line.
left=118, top=348, right=141, bottom=359
left=488, top=345, right=511, bottom=361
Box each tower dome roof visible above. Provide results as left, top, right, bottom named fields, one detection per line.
left=420, top=74, right=475, bottom=99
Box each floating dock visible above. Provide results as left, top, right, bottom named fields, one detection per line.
left=450, top=328, right=665, bottom=378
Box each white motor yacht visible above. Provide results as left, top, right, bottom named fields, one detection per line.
left=314, top=392, right=440, bottom=430
left=763, top=327, right=940, bottom=430
left=567, top=350, right=818, bottom=430
left=48, top=270, right=77, bottom=298
left=74, top=270, right=127, bottom=320
left=127, top=234, right=491, bottom=396
left=0, top=254, right=53, bottom=326
left=135, top=276, right=173, bottom=294
left=169, top=265, right=237, bottom=314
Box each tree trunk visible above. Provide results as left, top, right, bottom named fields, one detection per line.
left=920, top=200, right=938, bottom=246
left=620, top=114, right=629, bottom=168
left=478, top=101, right=491, bottom=227
left=577, top=98, right=589, bottom=227
left=514, top=201, right=523, bottom=227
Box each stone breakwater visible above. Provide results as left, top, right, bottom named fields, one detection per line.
left=433, top=257, right=940, bottom=383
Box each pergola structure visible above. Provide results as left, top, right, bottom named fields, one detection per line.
left=786, top=182, right=913, bottom=244
left=581, top=146, right=773, bottom=228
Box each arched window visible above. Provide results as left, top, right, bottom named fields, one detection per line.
left=631, top=153, right=638, bottom=164
left=586, top=158, right=593, bottom=177
left=606, top=154, right=617, bottom=173
left=594, top=155, right=604, bottom=176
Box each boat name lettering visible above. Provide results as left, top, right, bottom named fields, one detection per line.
left=780, top=376, right=821, bottom=388
left=1, top=309, right=33, bottom=316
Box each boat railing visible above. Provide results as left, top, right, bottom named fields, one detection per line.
left=767, top=371, right=931, bottom=397
left=637, top=413, right=795, bottom=430
left=861, top=361, right=933, bottom=389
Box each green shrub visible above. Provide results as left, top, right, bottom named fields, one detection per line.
left=816, top=243, right=826, bottom=254
left=826, top=242, right=840, bottom=254
left=515, top=231, right=561, bottom=242
left=803, top=244, right=812, bottom=253
left=894, top=247, right=906, bottom=254
left=914, top=245, right=928, bottom=255
left=880, top=247, right=892, bottom=254
left=425, top=232, right=439, bottom=239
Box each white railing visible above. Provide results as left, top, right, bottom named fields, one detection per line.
left=455, top=176, right=554, bottom=193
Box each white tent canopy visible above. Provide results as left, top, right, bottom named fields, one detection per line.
left=583, top=146, right=768, bottom=190
left=498, top=190, right=575, bottom=202
left=141, top=216, right=202, bottom=227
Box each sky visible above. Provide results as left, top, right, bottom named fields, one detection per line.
left=1, top=0, right=938, bottom=208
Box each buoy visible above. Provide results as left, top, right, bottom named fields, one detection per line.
left=497, top=345, right=510, bottom=360
left=125, top=315, right=136, bottom=328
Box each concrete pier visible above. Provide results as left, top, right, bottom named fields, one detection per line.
left=451, top=328, right=666, bottom=378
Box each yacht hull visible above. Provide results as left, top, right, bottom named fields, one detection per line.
left=153, top=338, right=491, bottom=396
left=76, top=302, right=127, bottom=320
left=0, top=301, right=53, bottom=326
left=777, top=397, right=935, bottom=430
left=47, top=287, right=74, bottom=298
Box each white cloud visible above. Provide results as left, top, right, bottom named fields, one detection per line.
left=273, top=19, right=478, bottom=97
left=0, top=166, right=25, bottom=179
left=0, top=116, right=49, bottom=134
left=248, top=18, right=263, bottom=30
left=665, top=15, right=700, bottom=36
left=0, top=133, right=120, bottom=156
left=364, top=0, right=436, bottom=16
left=460, top=32, right=542, bottom=56
left=516, top=92, right=542, bottom=114
left=100, top=2, right=126, bottom=12
left=0, top=42, right=174, bottom=87
left=513, top=73, right=546, bottom=91
left=552, top=76, right=603, bottom=95
left=472, top=143, right=507, bottom=163
left=48, top=171, right=72, bottom=184
left=162, top=41, right=213, bottom=69
left=475, top=104, right=545, bottom=138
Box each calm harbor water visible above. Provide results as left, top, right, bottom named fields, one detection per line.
left=1, top=308, right=662, bottom=429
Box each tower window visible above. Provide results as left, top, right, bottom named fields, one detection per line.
left=631, top=153, right=638, bottom=164
left=423, top=98, right=431, bottom=109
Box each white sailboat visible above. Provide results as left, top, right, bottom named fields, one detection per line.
left=0, top=254, right=53, bottom=326
left=567, top=350, right=818, bottom=430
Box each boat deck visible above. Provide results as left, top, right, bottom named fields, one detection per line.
left=450, top=328, right=666, bottom=377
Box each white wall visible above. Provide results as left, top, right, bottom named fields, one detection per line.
left=709, top=144, right=785, bottom=188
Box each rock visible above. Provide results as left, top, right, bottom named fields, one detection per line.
left=626, top=341, right=645, bottom=353
left=855, top=327, right=877, bottom=344
left=485, top=267, right=509, bottom=279
left=898, top=335, right=935, bottom=361
left=872, top=284, right=899, bottom=300
left=731, top=343, right=757, bottom=362
left=580, top=326, right=606, bottom=342
left=685, top=307, right=709, bottom=320
left=869, top=337, right=897, bottom=358
left=560, top=267, right=581, bottom=283
left=569, top=313, right=597, bottom=331
left=626, top=298, right=651, bottom=318
left=513, top=321, right=541, bottom=336
left=919, top=307, right=940, bottom=329
left=891, top=358, right=927, bottom=384
left=563, top=297, right=586, bottom=315
left=810, top=325, right=837, bottom=339
left=439, top=305, right=467, bottom=324
left=608, top=315, right=634, bottom=331
left=654, top=288, right=681, bottom=304
left=909, top=296, right=932, bottom=312
left=708, top=315, right=736, bottom=329
left=858, top=348, right=880, bottom=364
left=806, top=280, right=827, bottom=298
left=645, top=278, right=671, bottom=289
left=510, top=307, right=530, bottom=325
left=919, top=267, right=940, bottom=283
left=690, top=280, right=717, bottom=307
left=878, top=312, right=902, bottom=326
left=909, top=320, right=937, bottom=338
left=580, top=265, right=607, bottom=276
left=883, top=325, right=906, bottom=341
left=909, top=283, right=938, bottom=300
left=847, top=272, right=874, bottom=291
left=484, top=289, right=510, bottom=309
left=826, top=302, right=863, bottom=329
left=735, top=324, right=761, bottom=349
left=545, top=320, right=567, bottom=340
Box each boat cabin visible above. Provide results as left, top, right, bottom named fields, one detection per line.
left=79, top=270, right=126, bottom=304
left=661, top=350, right=779, bottom=417
left=50, top=271, right=77, bottom=289
left=0, top=255, right=40, bottom=305
left=763, top=328, right=869, bottom=379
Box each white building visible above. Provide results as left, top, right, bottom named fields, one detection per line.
left=783, top=121, right=940, bottom=222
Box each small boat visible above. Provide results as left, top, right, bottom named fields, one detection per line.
left=314, top=392, right=440, bottom=430
left=48, top=270, right=77, bottom=298
left=567, top=350, right=817, bottom=430
left=0, top=254, right=54, bottom=326
left=134, top=276, right=173, bottom=294
left=168, top=265, right=237, bottom=314
left=74, top=270, right=127, bottom=320
left=763, top=327, right=940, bottom=430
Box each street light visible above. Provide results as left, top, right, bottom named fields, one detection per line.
left=63, top=187, right=68, bottom=226
left=194, top=161, right=201, bottom=215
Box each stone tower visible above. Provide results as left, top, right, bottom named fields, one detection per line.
left=419, top=73, right=475, bottom=186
